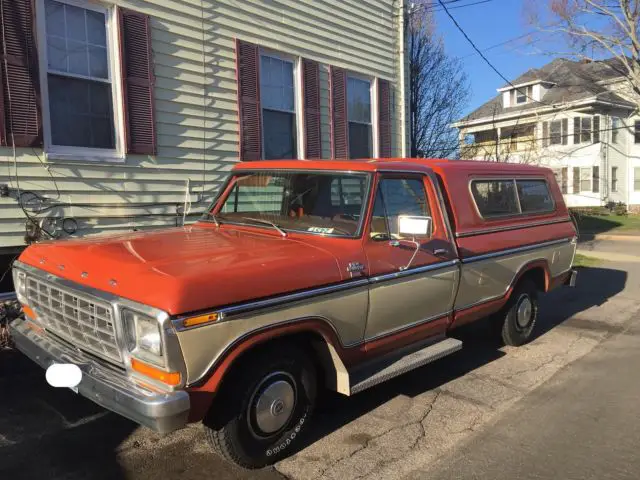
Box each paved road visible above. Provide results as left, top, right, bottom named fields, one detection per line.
left=420, top=315, right=640, bottom=480
left=1, top=249, right=639, bottom=480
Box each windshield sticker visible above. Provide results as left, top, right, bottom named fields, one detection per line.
left=307, top=227, right=334, bottom=234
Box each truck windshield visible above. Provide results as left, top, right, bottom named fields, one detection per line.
left=206, top=171, right=371, bottom=237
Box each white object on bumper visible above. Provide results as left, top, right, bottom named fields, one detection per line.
left=46, top=363, right=82, bottom=389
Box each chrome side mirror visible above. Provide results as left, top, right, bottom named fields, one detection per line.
left=395, top=215, right=432, bottom=271
left=398, top=215, right=432, bottom=237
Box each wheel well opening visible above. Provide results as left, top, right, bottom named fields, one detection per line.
left=520, top=267, right=546, bottom=292
left=215, top=331, right=333, bottom=399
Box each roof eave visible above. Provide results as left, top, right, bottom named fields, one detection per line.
left=452, top=96, right=636, bottom=129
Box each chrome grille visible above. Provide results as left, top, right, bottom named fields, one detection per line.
left=26, top=276, right=122, bottom=363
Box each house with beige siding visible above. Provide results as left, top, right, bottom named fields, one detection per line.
left=0, top=0, right=409, bottom=283
left=453, top=58, right=640, bottom=210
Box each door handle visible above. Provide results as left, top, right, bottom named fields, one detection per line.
left=432, top=248, right=449, bottom=257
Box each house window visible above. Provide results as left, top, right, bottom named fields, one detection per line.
left=580, top=167, right=591, bottom=192
left=513, top=85, right=533, bottom=105
left=635, top=167, right=640, bottom=191
left=347, top=76, right=372, bottom=158
left=573, top=117, right=592, bottom=144
left=635, top=120, right=640, bottom=144
left=260, top=54, right=297, bottom=159
left=611, top=166, right=618, bottom=192
left=612, top=118, right=621, bottom=144
left=549, top=120, right=563, bottom=145
left=41, top=0, right=118, bottom=152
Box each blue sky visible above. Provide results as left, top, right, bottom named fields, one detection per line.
left=434, top=0, right=558, bottom=116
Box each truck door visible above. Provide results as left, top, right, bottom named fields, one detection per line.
left=363, top=172, right=459, bottom=343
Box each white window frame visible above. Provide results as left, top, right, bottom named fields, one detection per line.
left=579, top=167, right=592, bottom=192
left=36, top=0, right=126, bottom=162
left=258, top=49, right=304, bottom=160
left=611, top=166, right=618, bottom=192
left=611, top=117, right=621, bottom=144
left=346, top=72, right=378, bottom=158
left=549, top=120, right=563, bottom=145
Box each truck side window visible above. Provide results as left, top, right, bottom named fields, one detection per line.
left=370, top=177, right=430, bottom=239
left=471, top=180, right=519, bottom=218
left=516, top=180, right=555, bottom=213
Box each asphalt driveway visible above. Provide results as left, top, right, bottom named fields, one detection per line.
left=1, top=255, right=639, bottom=480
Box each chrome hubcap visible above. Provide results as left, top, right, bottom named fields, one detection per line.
left=252, top=374, right=296, bottom=436
left=516, top=296, right=533, bottom=328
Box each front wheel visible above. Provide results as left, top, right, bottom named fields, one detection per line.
left=500, top=279, right=539, bottom=346
left=204, top=345, right=317, bottom=469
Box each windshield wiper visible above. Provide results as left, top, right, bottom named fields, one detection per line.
left=242, top=217, right=287, bottom=237
left=202, top=212, right=220, bottom=227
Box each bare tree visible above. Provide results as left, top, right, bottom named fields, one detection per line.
left=408, top=4, right=471, bottom=158
left=525, top=0, right=640, bottom=102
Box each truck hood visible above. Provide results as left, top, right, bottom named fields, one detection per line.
left=18, top=225, right=343, bottom=314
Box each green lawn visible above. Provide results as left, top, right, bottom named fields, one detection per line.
left=573, top=253, right=601, bottom=268
left=573, top=213, right=640, bottom=235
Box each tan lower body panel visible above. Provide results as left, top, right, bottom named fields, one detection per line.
left=365, top=265, right=459, bottom=340
left=455, top=240, right=576, bottom=310
left=176, top=285, right=368, bottom=385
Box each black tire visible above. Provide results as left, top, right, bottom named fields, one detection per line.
left=204, top=345, right=317, bottom=469
left=500, top=279, right=539, bottom=346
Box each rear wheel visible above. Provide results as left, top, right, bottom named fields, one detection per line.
left=204, top=345, right=317, bottom=469
left=500, top=279, right=539, bottom=346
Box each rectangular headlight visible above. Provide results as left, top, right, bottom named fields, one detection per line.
left=122, top=309, right=163, bottom=365
left=12, top=269, right=27, bottom=304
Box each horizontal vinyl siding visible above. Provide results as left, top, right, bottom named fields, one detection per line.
left=0, top=0, right=402, bottom=249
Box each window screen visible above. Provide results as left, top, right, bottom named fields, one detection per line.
left=347, top=76, right=372, bottom=158
left=260, top=54, right=297, bottom=159
left=470, top=180, right=519, bottom=218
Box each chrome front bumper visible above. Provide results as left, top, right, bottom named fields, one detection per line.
left=9, top=317, right=190, bottom=433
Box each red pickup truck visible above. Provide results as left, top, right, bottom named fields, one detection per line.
left=10, top=158, right=577, bottom=468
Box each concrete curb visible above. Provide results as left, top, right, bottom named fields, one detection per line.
left=579, top=233, right=640, bottom=243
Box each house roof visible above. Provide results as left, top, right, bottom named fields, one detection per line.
left=459, top=58, right=636, bottom=124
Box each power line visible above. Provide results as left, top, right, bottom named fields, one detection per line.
left=410, top=0, right=495, bottom=15
left=435, top=0, right=608, bottom=134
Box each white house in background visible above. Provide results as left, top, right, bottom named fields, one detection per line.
left=452, top=58, right=640, bottom=211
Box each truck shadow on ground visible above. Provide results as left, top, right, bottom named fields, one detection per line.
left=0, top=267, right=627, bottom=479
left=301, top=265, right=627, bottom=455
left=0, top=351, right=271, bottom=480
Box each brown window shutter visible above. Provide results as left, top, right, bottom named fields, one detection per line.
left=593, top=115, right=600, bottom=143
left=0, top=0, right=41, bottom=147
left=119, top=8, right=156, bottom=155
left=235, top=40, right=262, bottom=161
left=573, top=117, right=580, bottom=144
left=377, top=79, right=392, bottom=158
left=561, top=118, right=568, bottom=145
left=330, top=66, right=348, bottom=159
left=542, top=122, right=548, bottom=147
left=302, top=59, right=321, bottom=159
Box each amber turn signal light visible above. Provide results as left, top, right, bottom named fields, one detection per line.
left=182, top=312, right=219, bottom=328
left=22, top=304, right=36, bottom=320
left=130, top=358, right=181, bottom=386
